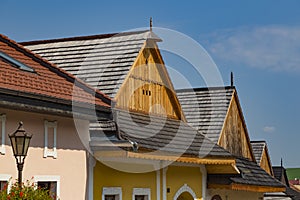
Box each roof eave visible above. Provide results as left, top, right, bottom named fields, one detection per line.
left=208, top=183, right=285, bottom=193
left=0, top=89, right=111, bottom=120
left=0, top=34, right=112, bottom=106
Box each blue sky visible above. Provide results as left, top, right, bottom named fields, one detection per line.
left=2, top=0, right=300, bottom=167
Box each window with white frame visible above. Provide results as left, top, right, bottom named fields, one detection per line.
left=102, top=187, right=122, bottom=200
left=0, top=181, right=6, bottom=191
left=0, top=114, right=6, bottom=155
left=0, top=174, right=11, bottom=193
left=132, top=188, right=150, bottom=200
left=34, top=175, right=60, bottom=200
left=44, top=120, right=57, bottom=158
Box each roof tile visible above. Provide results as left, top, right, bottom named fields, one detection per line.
left=22, top=30, right=156, bottom=97
left=176, top=87, right=234, bottom=142
left=0, top=34, right=111, bottom=109
left=250, top=141, right=266, bottom=165
left=90, top=110, right=232, bottom=158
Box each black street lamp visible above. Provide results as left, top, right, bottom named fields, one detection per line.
left=9, top=122, right=32, bottom=186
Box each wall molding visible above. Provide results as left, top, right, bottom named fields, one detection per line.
left=102, top=187, right=122, bottom=200
left=163, top=167, right=168, bottom=200
left=173, top=184, right=197, bottom=200
left=0, top=174, right=12, bottom=192
left=0, top=114, right=6, bottom=155
left=132, top=188, right=151, bottom=200
left=33, top=175, right=60, bottom=200
left=156, top=170, right=161, bottom=200
left=44, top=120, right=57, bottom=158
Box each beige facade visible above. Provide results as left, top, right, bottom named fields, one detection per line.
left=0, top=108, right=90, bottom=200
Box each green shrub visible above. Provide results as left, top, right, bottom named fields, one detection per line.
left=0, top=179, right=56, bottom=200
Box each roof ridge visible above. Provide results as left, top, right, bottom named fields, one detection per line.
left=176, top=86, right=235, bottom=92
left=0, top=33, right=112, bottom=106
left=20, top=30, right=149, bottom=46
left=251, top=140, right=267, bottom=143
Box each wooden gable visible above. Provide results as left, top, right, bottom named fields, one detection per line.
left=115, top=40, right=184, bottom=120
left=260, top=146, right=274, bottom=176
left=251, top=141, right=274, bottom=176
left=218, top=91, right=255, bottom=161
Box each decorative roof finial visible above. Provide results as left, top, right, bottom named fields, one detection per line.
left=230, top=71, right=234, bottom=87
left=150, top=17, right=153, bottom=31
left=281, top=158, right=283, bottom=167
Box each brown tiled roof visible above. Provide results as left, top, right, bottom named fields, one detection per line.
left=289, top=179, right=300, bottom=185
left=0, top=34, right=111, bottom=110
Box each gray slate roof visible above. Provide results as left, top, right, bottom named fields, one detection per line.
left=90, top=110, right=232, bottom=158
left=272, top=166, right=300, bottom=200
left=233, top=157, right=283, bottom=187
left=176, top=86, right=235, bottom=142
left=208, top=157, right=285, bottom=188
left=250, top=141, right=266, bottom=165
left=273, top=166, right=290, bottom=186
left=22, top=31, right=159, bottom=97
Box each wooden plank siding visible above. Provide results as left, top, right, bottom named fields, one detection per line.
left=115, top=40, right=184, bottom=120
left=260, top=148, right=273, bottom=176
left=251, top=141, right=274, bottom=176
left=218, top=92, right=254, bottom=161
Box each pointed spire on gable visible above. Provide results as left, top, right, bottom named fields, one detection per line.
left=231, top=71, right=234, bottom=87
left=150, top=17, right=153, bottom=32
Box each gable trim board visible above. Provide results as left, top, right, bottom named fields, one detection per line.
left=208, top=183, right=284, bottom=193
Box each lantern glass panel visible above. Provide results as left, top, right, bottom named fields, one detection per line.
left=16, top=136, right=25, bottom=156
left=23, top=137, right=31, bottom=155
left=10, top=137, right=17, bottom=155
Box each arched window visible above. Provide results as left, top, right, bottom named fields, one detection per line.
left=211, top=195, right=222, bottom=200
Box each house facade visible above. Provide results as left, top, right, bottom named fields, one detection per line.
left=176, top=87, right=285, bottom=198
left=0, top=34, right=111, bottom=199
left=23, top=30, right=285, bottom=200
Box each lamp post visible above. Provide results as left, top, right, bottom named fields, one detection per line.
left=9, top=122, right=32, bottom=186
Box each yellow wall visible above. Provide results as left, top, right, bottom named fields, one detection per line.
left=93, top=162, right=205, bottom=200
left=94, top=161, right=157, bottom=200
left=166, top=166, right=202, bottom=200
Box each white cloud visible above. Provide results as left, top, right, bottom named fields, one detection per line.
left=202, top=25, right=300, bottom=72
left=263, top=126, right=276, bottom=133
